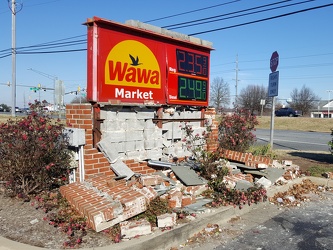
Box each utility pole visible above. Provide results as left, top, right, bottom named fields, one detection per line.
left=233, top=54, right=240, bottom=106
left=28, top=68, right=58, bottom=106
left=11, top=0, right=16, bottom=117
left=9, top=0, right=22, bottom=117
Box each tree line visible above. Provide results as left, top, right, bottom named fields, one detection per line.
left=209, top=76, right=320, bottom=116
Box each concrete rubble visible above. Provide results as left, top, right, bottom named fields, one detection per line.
left=60, top=156, right=304, bottom=236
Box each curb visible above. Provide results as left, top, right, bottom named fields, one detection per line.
left=1, top=177, right=332, bottom=250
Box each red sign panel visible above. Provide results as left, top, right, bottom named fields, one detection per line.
left=86, top=17, right=212, bottom=106
left=270, top=51, right=279, bottom=73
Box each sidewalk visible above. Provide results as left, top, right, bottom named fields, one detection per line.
left=1, top=177, right=332, bottom=250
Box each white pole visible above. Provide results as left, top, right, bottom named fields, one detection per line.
left=11, top=0, right=16, bottom=117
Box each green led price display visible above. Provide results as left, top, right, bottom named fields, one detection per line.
left=178, top=76, right=207, bottom=101
left=176, top=49, right=208, bottom=77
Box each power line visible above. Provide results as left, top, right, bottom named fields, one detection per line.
left=189, top=3, right=333, bottom=35
left=163, top=0, right=296, bottom=29
left=144, top=0, right=241, bottom=23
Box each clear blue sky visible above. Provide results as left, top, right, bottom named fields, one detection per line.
left=0, top=0, right=332, bottom=108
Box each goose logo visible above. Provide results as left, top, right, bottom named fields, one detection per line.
left=105, top=40, right=161, bottom=89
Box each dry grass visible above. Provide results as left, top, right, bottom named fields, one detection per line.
left=256, top=116, right=333, bottom=133
left=1, top=114, right=332, bottom=133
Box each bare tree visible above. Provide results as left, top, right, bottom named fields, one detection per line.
left=237, top=85, right=270, bottom=114
left=290, top=85, right=319, bottom=115
left=71, top=95, right=88, bottom=104
left=209, top=77, right=230, bottom=110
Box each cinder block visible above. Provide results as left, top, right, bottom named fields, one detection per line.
left=155, top=138, right=164, bottom=148
left=144, top=119, right=156, bottom=129
left=125, top=141, right=136, bottom=152
left=163, top=128, right=182, bottom=140
left=120, top=219, right=152, bottom=239
left=139, top=175, right=163, bottom=186
left=125, top=130, right=144, bottom=141
left=125, top=119, right=145, bottom=130
left=135, top=140, right=145, bottom=151
left=103, top=131, right=126, bottom=142
left=146, top=148, right=163, bottom=160
left=157, top=213, right=177, bottom=228
left=144, top=128, right=162, bottom=140
left=117, top=111, right=137, bottom=120
left=136, top=111, right=155, bottom=119
left=144, top=139, right=155, bottom=149
left=105, top=110, right=118, bottom=120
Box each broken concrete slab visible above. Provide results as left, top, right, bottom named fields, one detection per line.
left=245, top=167, right=286, bottom=184
left=234, top=180, right=254, bottom=191
left=256, top=177, right=272, bottom=189
left=183, top=198, right=213, bottom=212
left=120, top=219, right=152, bottom=239
left=111, top=160, right=135, bottom=180
left=157, top=213, right=177, bottom=228
left=170, top=166, right=207, bottom=186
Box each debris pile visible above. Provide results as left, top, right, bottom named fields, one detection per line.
left=269, top=179, right=328, bottom=207
left=60, top=156, right=308, bottom=234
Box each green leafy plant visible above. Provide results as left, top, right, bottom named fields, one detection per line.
left=0, top=100, right=72, bottom=197
left=248, top=144, right=277, bottom=159
left=218, top=108, right=258, bottom=152
left=132, top=197, right=172, bottom=227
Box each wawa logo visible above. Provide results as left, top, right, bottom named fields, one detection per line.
left=104, top=40, right=161, bottom=89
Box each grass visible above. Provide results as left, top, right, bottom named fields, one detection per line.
left=256, top=116, right=333, bottom=133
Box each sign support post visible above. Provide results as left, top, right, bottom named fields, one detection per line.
left=268, top=51, right=279, bottom=149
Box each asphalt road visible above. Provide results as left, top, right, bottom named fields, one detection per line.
left=215, top=191, right=333, bottom=250
left=254, top=129, right=331, bottom=152
left=181, top=189, right=333, bottom=250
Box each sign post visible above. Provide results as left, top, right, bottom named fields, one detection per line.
left=269, top=51, right=279, bottom=149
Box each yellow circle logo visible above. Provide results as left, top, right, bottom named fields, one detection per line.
left=105, top=40, right=161, bottom=89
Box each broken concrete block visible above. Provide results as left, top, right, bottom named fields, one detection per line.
left=157, top=213, right=177, bottom=228
left=282, top=160, right=292, bottom=166
left=235, top=180, right=254, bottom=191
left=271, top=160, right=284, bottom=169
left=132, top=186, right=158, bottom=202
left=120, top=219, right=152, bottom=239
left=110, top=160, right=135, bottom=180
left=184, top=185, right=208, bottom=196
left=245, top=161, right=268, bottom=169
left=181, top=195, right=195, bottom=207
left=256, top=177, right=272, bottom=189
left=168, top=190, right=182, bottom=208
left=139, top=175, right=163, bottom=186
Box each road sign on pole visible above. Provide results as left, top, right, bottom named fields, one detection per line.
left=268, top=71, right=279, bottom=97
left=270, top=51, right=279, bottom=72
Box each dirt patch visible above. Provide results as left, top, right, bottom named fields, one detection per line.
left=0, top=193, right=115, bottom=249
left=275, top=150, right=333, bottom=172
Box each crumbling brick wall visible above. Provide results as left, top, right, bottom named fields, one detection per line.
left=66, top=104, right=214, bottom=181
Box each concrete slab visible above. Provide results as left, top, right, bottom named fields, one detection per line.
left=170, top=166, right=207, bottom=186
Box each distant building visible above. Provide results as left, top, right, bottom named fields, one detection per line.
left=310, top=100, right=333, bottom=118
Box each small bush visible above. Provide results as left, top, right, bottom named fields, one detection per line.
left=248, top=144, right=277, bottom=159
left=218, top=108, right=258, bottom=152
left=0, top=100, right=72, bottom=197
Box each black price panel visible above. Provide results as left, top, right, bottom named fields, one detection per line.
left=176, top=49, right=208, bottom=77
left=178, top=76, right=207, bottom=101
left=166, top=46, right=211, bottom=106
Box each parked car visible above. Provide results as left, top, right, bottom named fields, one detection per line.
left=15, top=107, right=22, bottom=113
left=275, top=107, right=301, bottom=117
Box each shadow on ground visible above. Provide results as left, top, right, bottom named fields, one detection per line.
left=287, top=151, right=333, bottom=164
